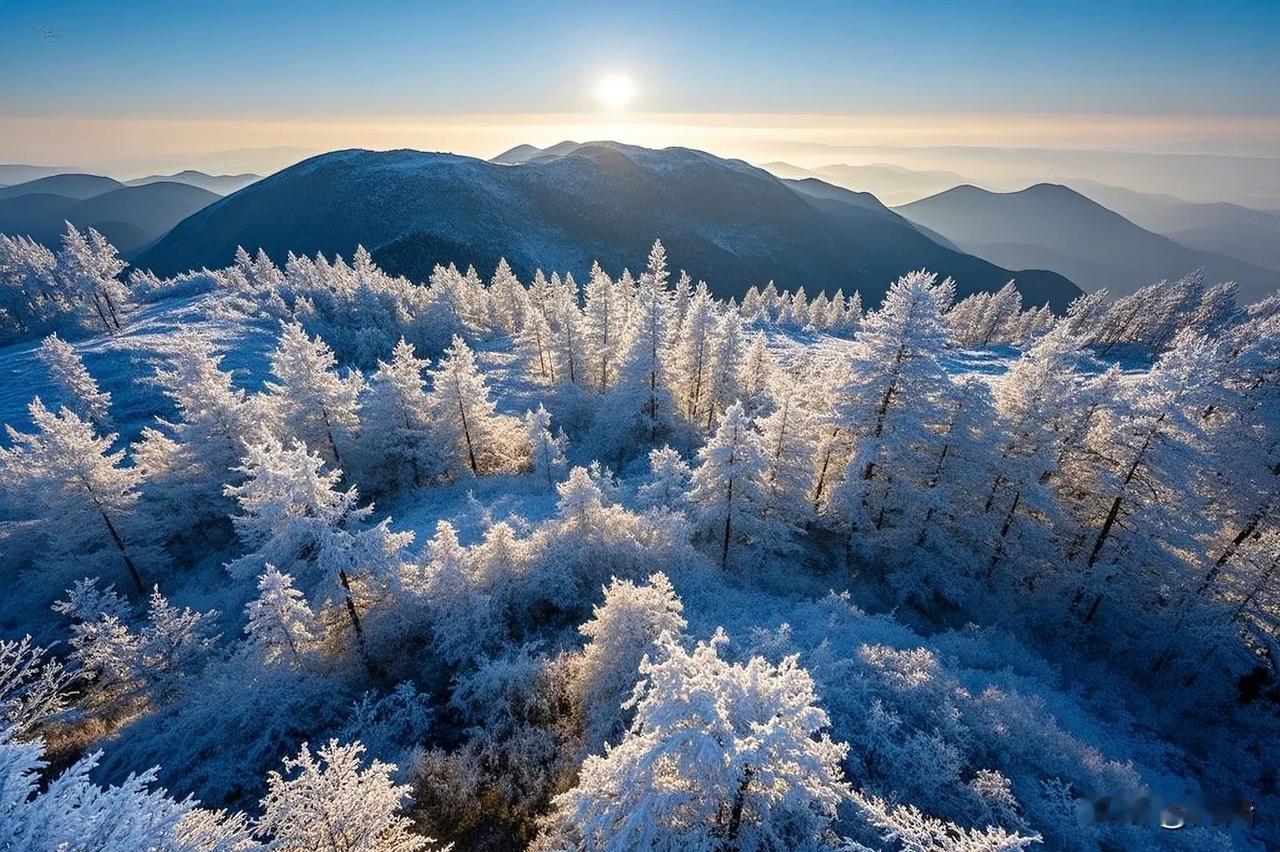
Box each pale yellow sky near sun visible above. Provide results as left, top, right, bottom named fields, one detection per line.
left=6, top=112, right=1279, bottom=178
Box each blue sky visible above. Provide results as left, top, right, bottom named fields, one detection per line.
left=3, top=0, right=1278, bottom=118
left=2, top=1, right=1278, bottom=176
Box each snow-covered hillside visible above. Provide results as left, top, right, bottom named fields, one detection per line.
left=1, top=228, right=1276, bottom=851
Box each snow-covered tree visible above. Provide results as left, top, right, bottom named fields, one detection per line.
left=265, top=322, right=362, bottom=467
left=427, top=334, right=509, bottom=476
left=0, top=398, right=148, bottom=593
left=0, top=729, right=260, bottom=851
left=0, top=637, right=71, bottom=738
left=851, top=792, right=1040, bottom=852
left=738, top=331, right=774, bottom=416
left=56, top=223, right=129, bottom=332
left=244, top=564, right=321, bottom=668
left=689, top=402, right=791, bottom=567
left=413, top=520, right=496, bottom=667
left=362, top=338, right=444, bottom=490
left=225, top=436, right=411, bottom=656
left=672, top=289, right=719, bottom=424
left=257, top=739, right=435, bottom=851
left=524, top=404, right=567, bottom=488
left=36, top=333, right=111, bottom=427
left=635, top=445, right=693, bottom=511
left=575, top=572, right=686, bottom=752
left=133, top=332, right=259, bottom=537
left=488, top=258, right=525, bottom=334
left=583, top=262, right=621, bottom=390
left=551, top=630, right=850, bottom=851
left=699, top=311, right=745, bottom=432
left=549, top=272, right=586, bottom=386
left=822, top=271, right=952, bottom=544
left=757, top=368, right=819, bottom=526
left=1063, top=331, right=1226, bottom=650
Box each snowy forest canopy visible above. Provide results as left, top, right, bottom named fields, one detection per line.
left=0, top=223, right=1278, bottom=851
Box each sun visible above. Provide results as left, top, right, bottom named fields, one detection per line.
left=594, top=72, right=637, bottom=111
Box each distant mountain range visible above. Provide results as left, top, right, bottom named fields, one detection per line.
left=1067, top=180, right=1280, bottom=276
left=762, top=162, right=973, bottom=206
left=135, top=142, right=1081, bottom=309
left=0, top=173, right=223, bottom=257
left=896, top=184, right=1278, bottom=303
left=125, top=170, right=261, bottom=195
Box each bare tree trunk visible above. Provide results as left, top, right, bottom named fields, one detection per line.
left=100, top=510, right=144, bottom=594
left=719, top=765, right=754, bottom=852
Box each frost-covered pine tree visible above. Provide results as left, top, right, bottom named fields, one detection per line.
left=524, top=404, right=568, bottom=488
left=56, top=223, right=129, bottom=332
left=0, top=398, right=147, bottom=593
left=427, top=334, right=507, bottom=476
left=551, top=630, right=850, bottom=852
left=225, top=436, right=412, bottom=657
left=414, top=520, right=495, bottom=668
left=244, top=564, right=321, bottom=668
left=0, top=729, right=260, bottom=852
left=0, top=636, right=71, bottom=738
left=132, top=331, right=259, bottom=537
left=575, top=572, right=687, bottom=752
left=257, top=739, right=435, bottom=852
left=635, top=445, right=693, bottom=511
left=516, top=300, right=556, bottom=385
left=550, top=272, right=586, bottom=386
left=757, top=368, right=819, bottom=526
left=689, top=402, right=790, bottom=567
left=822, top=271, right=952, bottom=541
left=583, top=261, right=620, bottom=390
left=488, top=258, right=525, bottom=334
left=604, top=241, right=678, bottom=451
left=699, top=311, right=745, bottom=432
left=672, top=288, right=719, bottom=424
left=737, top=331, right=774, bottom=416
left=36, top=333, right=111, bottom=427
left=1064, top=331, right=1226, bottom=646
left=363, top=338, right=444, bottom=490
left=265, top=322, right=362, bottom=467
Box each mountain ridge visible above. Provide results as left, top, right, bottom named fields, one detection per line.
left=897, top=182, right=1277, bottom=301
left=137, top=143, right=1081, bottom=309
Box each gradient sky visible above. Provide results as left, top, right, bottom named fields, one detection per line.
left=2, top=0, right=1279, bottom=174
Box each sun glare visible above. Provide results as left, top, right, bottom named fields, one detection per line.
left=594, top=73, right=637, bottom=111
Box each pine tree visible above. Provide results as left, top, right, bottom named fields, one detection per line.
left=225, top=436, right=412, bottom=658
left=700, top=311, right=744, bottom=432
left=0, top=399, right=146, bottom=593
left=244, top=564, right=321, bottom=667
left=550, top=272, right=586, bottom=386
left=673, top=289, right=718, bottom=423
left=822, top=271, right=952, bottom=541
left=427, top=334, right=505, bottom=476
left=258, top=739, right=434, bottom=852
left=363, top=338, right=443, bottom=490
left=757, top=368, right=819, bottom=526
left=635, top=445, right=693, bottom=511
left=0, top=730, right=259, bottom=851
left=738, top=331, right=774, bottom=416
left=576, top=572, right=686, bottom=752
left=488, top=258, right=525, bottom=334
left=56, top=223, right=128, bottom=332
left=516, top=301, right=556, bottom=385
left=551, top=630, right=849, bottom=851
left=524, top=404, right=568, bottom=488
left=583, top=261, right=620, bottom=390
left=689, top=402, right=790, bottom=567
left=1064, top=332, right=1225, bottom=639
left=416, top=520, right=495, bottom=667
left=607, top=247, right=677, bottom=450
left=265, top=322, right=361, bottom=467
left=36, top=334, right=111, bottom=427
